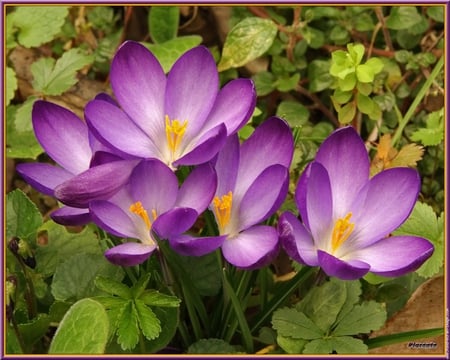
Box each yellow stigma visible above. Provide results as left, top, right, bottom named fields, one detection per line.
left=129, top=201, right=157, bottom=230
left=331, top=212, right=355, bottom=253
left=212, top=191, right=233, bottom=233
left=165, top=115, right=188, bottom=157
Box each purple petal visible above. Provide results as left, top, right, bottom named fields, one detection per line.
left=203, top=79, right=256, bottom=135
left=89, top=151, right=125, bottom=168
left=54, top=160, right=138, bottom=208
left=238, top=165, right=289, bottom=230
left=16, top=163, right=73, bottom=196
left=50, top=206, right=91, bottom=226
left=237, top=117, right=294, bottom=196
left=346, top=168, right=420, bottom=250
left=315, top=126, right=370, bottom=217
left=90, top=200, right=146, bottom=240
left=318, top=250, right=370, bottom=280
left=306, top=162, right=333, bottom=249
left=221, top=225, right=278, bottom=269
left=348, top=235, right=434, bottom=277
left=152, top=208, right=198, bottom=239
left=294, top=162, right=312, bottom=231
left=278, top=211, right=318, bottom=266
left=110, top=41, right=166, bottom=140
left=169, top=234, right=227, bottom=257
left=173, top=124, right=227, bottom=167
left=176, top=163, right=217, bottom=213
left=214, top=135, right=240, bottom=196
left=129, top=159, right=179, bottom=213
left=105, top=242, right=156, bottom=267
left=32, top=100, right=92, bottom=174
left=165, top=46, right=219, bottom=138
left=94, top=92, right=118, bottom=105
left=85, top=99, right=161, bottom=159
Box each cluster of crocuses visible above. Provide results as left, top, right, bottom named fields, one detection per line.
left=17, top=41, right=434, bottom=279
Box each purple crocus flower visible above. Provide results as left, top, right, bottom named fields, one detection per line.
left=89, top=159, right=217, bottom=266
left=278, top=126, right=434, bottom=280
left=170, top=117, right=294, bottom=269
left=85, top=40, right=256, bottom=170
left=16, top=100, right=137, bottom=225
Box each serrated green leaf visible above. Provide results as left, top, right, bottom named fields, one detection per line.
left=277, top=335, right=308, bottom=354
left=386, top=7, right=422, bottom=30
left=411, top=109, right=444, bottom=146
left=6, top=67, right=17, bottom=106
left=49, top=298, right=109, bottom=354
left=35, top=220, right=103, bottom=276
left=117, top=301, right=139, bottom=351
left=188, top=338, right=237, bottom=354
left=132, top=273, right=151, bottom=299
left=303, top=336, right=368, bottom=354
left=149, top=7, right=179, bottom=44
left=144, top=35, right=202, bottom=73
left=335, top=280, right=362, bottom=324
left=135, top=299, right=161, bottom=341
left=6, top=189, right=42, bottom=241
left=272, top=308, right=324, bottom=340
left=31, top=48, right=93, bottom=95
left=139, top=290, right=181, bottom=307
left=51, top=253, right=124, bottom=302
left=338, top=101, right=356, bottom=124
left=332, top=301, right=386, bottom=336
left=95, top=276, right=132, bottom=299
left=11, top=6, right=69, bottom=48
left=218, top=17, right=277, bottom=71
left=144, top=306, right=179, bottom=353
left=276, top=100, right=310, bottom=127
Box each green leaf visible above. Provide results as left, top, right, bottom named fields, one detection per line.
left=252, top=71, right=276, bottom=96
left=347, top=43, right=365, bottom=65
left=95, top=276, right=132, bottom=299
left=303, top=336, right=368, bottom=354
left=18, top=314, right=51, bottom=353
left=338, top=101, right=356, bottom=124
left=35, top=220, right=103, bottom=276
left=357, top=82, right=372, bottom=96
left=277, top=335, right=308, bottom=354
left=144, top=306, right=179, bottom=353
left=117, top=301, right=139, bottom=351
left=144, top=35, right=202, bottom=73
left=218, top=17, right=278, bottom=71
left=356, top=58, right=383, bottom=83
left=31, top=48, right=94, bottom=95
left=332, top=301, right=386, bottom=336
left=14, top=96, right=37, bottom=132
left=49, top=298, right=109, bottom=354
left=6, top=67, right=17, bottom=106
left=298, top=278, right=347, bottom=333
left=6, top=189, right=42, bottom=241
left=135, top=299, right=161, bottom=341
left=393, top=202, right=444, bottom=278
left=300, top=26, right=324, bottom=49
left=11, top=6, right=69, bottom=47
left=332, top=88, right=353, bottom=104
left=335, top=280, right=362, bottom=324
left=307, top=59, right=332, bottom=92
left=188, top=338, right=237, bottom=354
left=386, top=7, right=422, bottom=30
left=338, top=73, right=357, bottom=91
left=275, top=73, right=300, bottom=92
left=411, top=109, right=444, bottom=146
left=427, top=6, right=444, bottom=22
left=276, top=100, right=310, bottom=127
left=139, top=290, right=181, bottom=307
left=51, top=253, right=124, bottom=302
left=356, top=93, right=374, bottom=115
left=149, top=7, right=179, bottom=44
left=272, top=308, right=324, bottom=340
left=131, top=273, right=151, bottom=298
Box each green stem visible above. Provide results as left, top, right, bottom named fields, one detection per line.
left=366, top=327, right=444, bottom=349
left=391, top=55, right=443, bottom=146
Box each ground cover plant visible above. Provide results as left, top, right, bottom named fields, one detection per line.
left=4, top=4, right=445, bottom=355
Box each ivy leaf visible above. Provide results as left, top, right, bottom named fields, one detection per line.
left=148, top=6, right=179, bottom=44
left=218, top=17, right=277, bottom=71
left=272, top=308, right=324, bottom=340
left=332, top=301, right=386, bottom=336
left=31, top=48, right=93, bottom=95
left=411, top=109, right=444, bottom=146
left=393, top=202, right=444, bottom=278
left=11, top=6, right=69, bottom=48
left=188, top=338, right=237, bottom=354
left=6, top=67, right=17, bottom=106
left=303, top=336, right=368, bottom=354
left=49, top=298, right=109, bottom=354
left=117, top=301, right=139, bottom=351
left=135, top=299, right=161, bottom=341
left=6, top=189, right=42, bottom=241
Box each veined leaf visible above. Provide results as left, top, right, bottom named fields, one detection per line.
left=272, top=307, right=324, bottom=340
left=135, top=299, right=161, bottom=341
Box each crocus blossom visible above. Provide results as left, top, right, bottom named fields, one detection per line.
left=16, top=100, right=137, bottom=225
left=89, top=159, right=217, bottom=266
left=170, top=117, right=294, bottom=269
left=85, top=40, right=256, bottom=170
left=278, top=126, right=434, bottom=280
